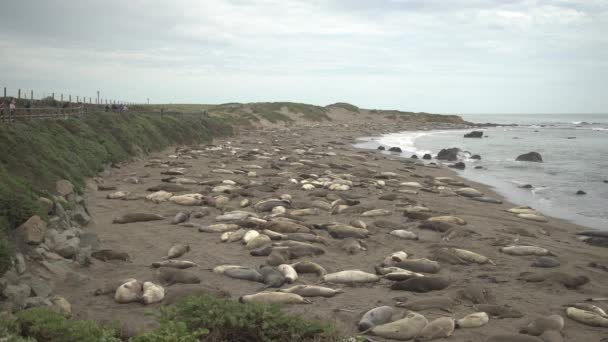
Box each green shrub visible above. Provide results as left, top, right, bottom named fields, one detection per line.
left=15, top=308, right=120, bottom=342
left=326, top=102, right=360, bottom=113
left=133, top=321, right=208, bottom=342
left=145, top=295, right=338, bottom=342
left=0, top=112, right=232, bottom=276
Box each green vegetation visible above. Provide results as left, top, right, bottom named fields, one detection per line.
left=0, top=308, right=118, bottom=342
left=136, top=295, right=338, bottom=342
left=2, top=296, right=340, bottom=342
left=326, top=102, right=360, bottom=113
left=0, top=112, right=231, bottom=274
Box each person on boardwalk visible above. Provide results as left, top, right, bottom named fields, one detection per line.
left=9, top=99, right=16, bottom=122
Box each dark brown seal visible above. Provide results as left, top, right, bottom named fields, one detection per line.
left=390, top=276, right=451, bottom=292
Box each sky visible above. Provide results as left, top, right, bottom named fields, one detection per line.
left=0, top=0, right=607, bottom=114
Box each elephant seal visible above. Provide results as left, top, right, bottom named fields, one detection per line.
left=395, top=296, right=457, bottom=312
left=250, top=245, right=275, bottom=256
left=518, top=272, right=589, bottom=289
left=284, top=233, right=329, bottom=245
left=290, top=261, right=327, bottom=277
left=277, top=264, right=297, bottom=283
left=223, top=267, right=263, bottom=282
left=457, top=284, right=493, bottom=304
left=520, top=315, right=564, bottom=336
left=391, top=276, right=451, bottom=292
left=142, top=282, right=165, bottom=305
left=113, top=213, right=164, bottom=224
left=434, top=248, right=495, bottom=265
left=532, top=256, right=560, bottom=268
left=564, top=303, right=607, bottom=317
left=418, top=220, right=453, bottom=233
left=565, top=307, right=608, bottom=327
left=259, top=266, right=286, bottom=289
left=418, top=317, right=455, bottom=340
left=115, top=279, right=142, bottom=304
left=261, top=220, right=310, bottom=234
left=279, top=285, right=343, bottom=298
left=456, top=312, right=489, bottom=328
left=368, top=311, right=428, bottom=340
left=151, top=260, right=197, bottom=269
left=340, top=238, right=367, bottom=254
left=266, top=248, right=291, bottom=266
left=475, top=304, right=524, bottom=318
left=358, top=306, right=395, bottom=331
left=322, top=270, right=379, bottom=284
left=91, top=249, right=130, bottom=262
left=156, top=267, right=201, bottom=286
left=162, top=244, right=190, bottom=260
left=326, top=224, right=370, bottom=239
left=239, top=292, right=311, bottom=304
left=171, top=212, right=190, bottom=225
left=284, top=243, right=325, bottom=258
left=394, top=258, right=441, bottom=274
left=162, top=284, right=230, bottom=305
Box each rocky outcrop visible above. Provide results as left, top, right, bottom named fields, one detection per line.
left=422, top=154, right=432, bottom=160
left=464, top=131, right=483, bottom=138
left=56, top=179, right=74, bottom=197
left=377, top=146, right=385, bottom=151
left=437, top=148, right=460, bottom=161
left=388, top=147, right=402, bottom=153
left=516, top=152, right=543, bottom=163
left=471, top=155, right=481, bottom=160
left=449, top=162, right=466, bottom=170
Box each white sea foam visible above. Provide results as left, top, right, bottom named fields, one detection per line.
left=375, top=131, right=434, bottom=156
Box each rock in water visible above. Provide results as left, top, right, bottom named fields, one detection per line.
left=437, top=148, right=460, bottom=161
left=449, top=162, right=465, bottom=170
left=464, top=131, right=483, bottom=138
left=388, top=147, right=402, bottom=152
left=516, top=152, right=543, bottom=162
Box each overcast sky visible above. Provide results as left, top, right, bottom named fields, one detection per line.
left=0, top=0, right=607, bottom=113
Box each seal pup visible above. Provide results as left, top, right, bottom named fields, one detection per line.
left=564, top=303, right=607, bottom=317
left=457, top=284, right=493, bottom=304
left=455, top=312, right=489, bottom=328
left=239, top=292, right=312, bottom=304
left=532, top=256, right=560, bottom=268
left=162, top=244, right=190, bottom=260
left=417, top=317, right=455, bottom=340
left=367, top=311, right=428, bottom=340
left=434, top=248, right=495, bottom=265
left=279, top=285, right=343, bottom=298
left=500, top=245, right=552, bottom=256
left=358, top=306, right=396, bottom=331
left=156, top=267, right=201, bottom=286
left=520, top=315, right=564, bottom=336
left=391, top=276, right=451, bottom=292
left=418, top=220, right=453, bottom=233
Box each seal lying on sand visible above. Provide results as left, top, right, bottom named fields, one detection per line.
left=113, top=213, right=164, bottom=224
left=518, top=272, right=590, bottom=289
left=92, top=249, right=130, bottom=261
left=358, top=306, right=396, bottom=331
left=391, top=276, right=451, bottom=292
left=156, top=267, right=201, bottom=286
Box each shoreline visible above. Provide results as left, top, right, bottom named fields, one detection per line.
left=52, top=120, right=607, bottom=340
left=355, top=127, right=608, bottom=231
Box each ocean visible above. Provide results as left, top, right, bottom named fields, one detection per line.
left=354, top=114, right=608, bottom=230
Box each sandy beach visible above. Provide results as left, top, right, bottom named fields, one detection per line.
left=48, top=114, right=608, bottom=341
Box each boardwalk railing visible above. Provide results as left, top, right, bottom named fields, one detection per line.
left=0, top=107, right=88, bottom=123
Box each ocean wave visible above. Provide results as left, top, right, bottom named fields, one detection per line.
left=592, top=127, right=608, bottom=131
left=375, top=131, right=435, bottom=156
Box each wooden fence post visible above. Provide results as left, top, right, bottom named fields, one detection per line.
left=3, top=87, right=6, bottom=98
left=31, top=90, right=33, bottom=101
left=52, top=92, right=55, bottom=99
left=61, top=94, right=63, bottom=101
left=18, top=89, right=21, bottom=99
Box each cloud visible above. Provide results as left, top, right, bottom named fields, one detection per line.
left=0, top=0, right=606, bottom=112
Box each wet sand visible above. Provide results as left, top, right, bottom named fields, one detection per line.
left=55, top=121, right=608, bottom=341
